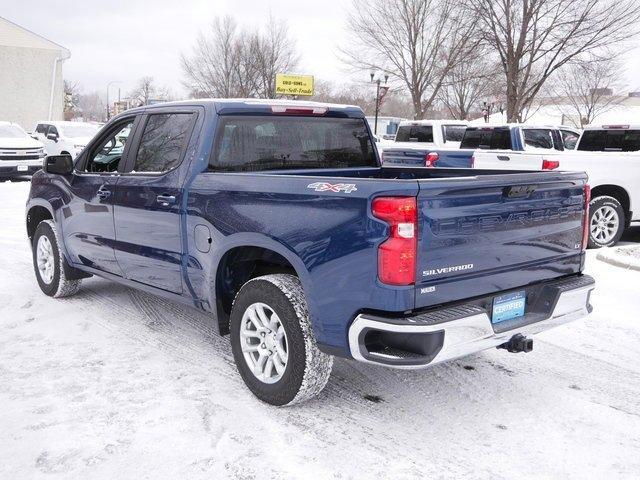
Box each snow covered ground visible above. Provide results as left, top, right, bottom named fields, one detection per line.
left=1, top=179, right=640, bottom=480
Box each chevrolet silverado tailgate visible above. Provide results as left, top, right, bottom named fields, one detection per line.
left=414, top=171, right=588, bottom=309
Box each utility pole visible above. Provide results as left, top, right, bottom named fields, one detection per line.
left=370, top=72, right=389, bottom=135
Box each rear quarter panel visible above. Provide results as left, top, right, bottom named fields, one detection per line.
left=185, top=171, right=420, bottom=354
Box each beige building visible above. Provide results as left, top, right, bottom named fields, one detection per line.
left=0, top=16, right=70, bottom=131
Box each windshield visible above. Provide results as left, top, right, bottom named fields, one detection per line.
left=210, top=116, right=378, bottom=172
left=443, top=125, right=467, bottom=142
left=60, top=124, right=99, bottom=138
left=0, top=124, right=27, bottom=138
left=395, top=125, right=433, bottom=143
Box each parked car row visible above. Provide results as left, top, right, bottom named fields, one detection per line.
left=0, top=120, right=100, bottom=180
left=380, top=121, right=640, bottom=248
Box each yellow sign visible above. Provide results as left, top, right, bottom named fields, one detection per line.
left=275, top=74, right=314, bottom=96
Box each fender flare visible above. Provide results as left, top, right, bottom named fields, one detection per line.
left=207, top=232, right=320, bottom=334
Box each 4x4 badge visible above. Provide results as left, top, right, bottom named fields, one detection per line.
left=307, top=182, right=357, bottom=193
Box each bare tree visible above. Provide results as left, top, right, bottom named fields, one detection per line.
left=552, top=57, right=625, bottom=127
left=467, top=0, right=640, bottom=122
left=181, top=15, right=299, bottom=99
left=77, top=91, right=106, bottom=122
left=251, top=15, right=299, bottom=98
left=437, top=57, right=498, bottom=120
left=342, top=0, right=479, bottom=119
left=181, top=16, right=242, bottom=97
left=128, top=76, right=170, bottom=107
left=63, top=80, right=80, bottom=120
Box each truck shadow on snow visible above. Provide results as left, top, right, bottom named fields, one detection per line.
left=65, top=275, right=586, bottom=416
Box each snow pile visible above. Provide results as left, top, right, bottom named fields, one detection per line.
left=1, top=179, right=640, bottom=479
left=597, top=245, right=640, bottom=271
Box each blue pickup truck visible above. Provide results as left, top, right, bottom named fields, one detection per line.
left=382, top=124, right=582, bottom=168
left=26, top=100, right=595, bottom=405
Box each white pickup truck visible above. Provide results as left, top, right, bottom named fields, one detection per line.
left=473, top=124, right=640, bottom=248
left=379, top=119, right=469, bottom=150
left=33, top=121, right=100, bottom=159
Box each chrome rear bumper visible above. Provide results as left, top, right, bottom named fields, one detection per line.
left=348, top=275, right=595, bottom=368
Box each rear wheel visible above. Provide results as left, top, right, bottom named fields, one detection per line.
left=588, top=196, right=625, bottom=248
left=32, top=220, right=82, bottom=297
left=230, top=274, right=333, bottom=406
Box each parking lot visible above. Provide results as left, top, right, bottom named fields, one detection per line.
left=1, top=178, right=639, bottom=479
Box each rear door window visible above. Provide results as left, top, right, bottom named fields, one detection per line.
left=133, top=113, right=195, bottom=173
left=523, top=129, right=554, bottom=149
left=210, top=116, right=377, bottom=172
left=395, top=125, right=434, bottom=143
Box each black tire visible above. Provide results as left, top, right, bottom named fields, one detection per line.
left=587, top=196, right=625, bottom=248
left=32, top=220, right=82, bottom=297
left=230, top=274, right=333, bottom=406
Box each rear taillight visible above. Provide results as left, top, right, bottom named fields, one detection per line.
left=425, top=152, right=439, bottom=167
left=582, top=185, right=591, bottom=250
left=542, top=159, right=560, bottom=170
left=372, top=197, right=417, bottom=285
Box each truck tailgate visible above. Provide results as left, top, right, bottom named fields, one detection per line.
left=414, top=172, right=587, bottom=309
left=383, top=148, right=474, bottom=168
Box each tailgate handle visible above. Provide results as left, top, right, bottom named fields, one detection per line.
left=497, top=155, right=510, bottom=161
left=504, top=185, right=537, bottom=198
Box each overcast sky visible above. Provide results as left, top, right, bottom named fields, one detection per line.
left=3, top=0, right=639, bottom=100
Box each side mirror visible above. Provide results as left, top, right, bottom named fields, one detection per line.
left=44, top=154, right=73, bottom=175
left=46, top=132, right=59, bottom=142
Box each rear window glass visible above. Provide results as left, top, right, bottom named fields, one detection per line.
left=460, top=128, right=511, bottom=150
left=523, top=129, right=554, bottom=149
left=395, top=125, right=434, bottom=142
left=210, top=116, right=377, bottom=172
left=578, top=129, right=640, bottom=151
left=443, top=125, right=467, bottom=142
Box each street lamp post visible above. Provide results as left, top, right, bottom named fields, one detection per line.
left=370, top=72, right=389, bottom=135
left=106, top=80, right=121, bottom=121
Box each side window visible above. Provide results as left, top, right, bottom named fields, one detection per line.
left=84, top=120, right=134, bottom=173
left=523, top=129, right=554, bottom=149
left=133, top=113, right=194, bottom=173
left=561, top=130, right=579, bottom=150
left=47, top=125, right=59, bottom=136
left=35, top=124, right=47, bottom=134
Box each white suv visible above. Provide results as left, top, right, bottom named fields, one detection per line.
left=33, top=121, right=100, bottom=159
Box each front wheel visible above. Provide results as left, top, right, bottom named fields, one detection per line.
left=588, top=196, right=625, bottom=248
left=32, top=220, right=82, bottom=297
left=230, top=274, right=333, bottom=406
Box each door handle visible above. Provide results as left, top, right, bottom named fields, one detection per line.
left=156, top=194, right=176, bottom=205
left=96, top=188, right=111, bottom=199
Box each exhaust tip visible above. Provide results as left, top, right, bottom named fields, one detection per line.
left=498, top=334, right=533, bottom=353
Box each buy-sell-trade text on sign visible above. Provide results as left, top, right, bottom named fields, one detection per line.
left=275, top=74, right=314, bottom=96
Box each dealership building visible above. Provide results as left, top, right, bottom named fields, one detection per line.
left=0, top=16, right=70, bottom=131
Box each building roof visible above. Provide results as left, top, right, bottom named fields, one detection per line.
left=0, top=16, right=69, bottom=54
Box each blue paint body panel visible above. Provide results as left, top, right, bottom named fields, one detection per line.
left=26, top=99, right=589, bottom=358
